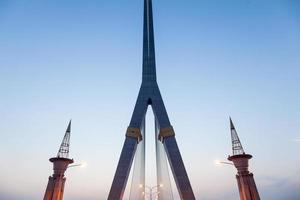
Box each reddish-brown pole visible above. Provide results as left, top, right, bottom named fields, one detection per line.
left=43, top=121, right=74, bottom=200
left=228, top=118, right=260, bottom=200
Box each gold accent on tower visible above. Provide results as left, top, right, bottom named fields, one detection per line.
left=159, top=126, right=175, bottom=141
left=126, top=127, right=142, bottom=141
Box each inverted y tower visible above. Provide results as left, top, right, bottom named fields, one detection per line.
left=108, top=0, right=195, bottom=199
left=228, top=118, right=260, bottom=200
left=43, top=121, right=74, bottom=200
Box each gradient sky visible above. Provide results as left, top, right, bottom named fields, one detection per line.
left=1, top=0, right=300, bottom=199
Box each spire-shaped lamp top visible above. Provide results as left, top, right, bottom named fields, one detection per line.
left=230, top=118, right=245, bottom=156
left=57, top=120, right=72, bottom=158
left=228, top=120, right=260, bottom=200
left=142, top=0, right=157, bottom=83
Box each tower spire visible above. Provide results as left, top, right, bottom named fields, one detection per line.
left=230, top=117, right=245, bottom=155
left=143, top=0, right=156, bottom=82
left=108, top=0, right=195, bottom=199
left=43, top=121, right=74, bottom=200
left=228, top=118, right=260, bottom=200
left=57, top=120, right=71, bottom=158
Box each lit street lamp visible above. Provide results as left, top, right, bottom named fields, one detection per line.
left=215, top=160, right=234, bottom=166
left=139, top=184, right=163, bottom=200
left=68, top=162, right=88, bottom=168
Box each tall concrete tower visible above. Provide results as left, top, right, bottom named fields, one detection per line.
left=108, top=0, right=195, bottom=199
left=43, top=121, right=74, bottom=200
left=228, top=118, right=260, bottom=200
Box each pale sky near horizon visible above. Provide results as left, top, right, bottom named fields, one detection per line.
left=0, top=0, right=300, bottom=199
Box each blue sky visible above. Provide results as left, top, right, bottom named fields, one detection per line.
left=0, top=0, right=300, bottom=199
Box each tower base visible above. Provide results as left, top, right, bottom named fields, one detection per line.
left=228, top=154, right=260, bottom=200
left=43, top=157, right=73, bottom=200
